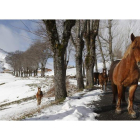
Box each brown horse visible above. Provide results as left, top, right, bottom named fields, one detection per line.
left=109, top=60, right=126, bottom=104
left=36, top=87, right=43, bottom=105
left=99, top=68, right=108, bottom=91
left=93, top=72, right=99, bottom=85
left=109, top=33, right=140, bottom=118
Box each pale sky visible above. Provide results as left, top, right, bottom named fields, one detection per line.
left=0, top=20, right=39, bottom=52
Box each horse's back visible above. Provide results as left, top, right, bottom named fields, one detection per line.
left=109, top=60, right=120, bottom=82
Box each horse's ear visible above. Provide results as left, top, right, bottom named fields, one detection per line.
left=131, top=33, right=135, bottom=42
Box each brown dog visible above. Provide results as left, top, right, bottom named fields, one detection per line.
left=36, top=87, right=43, bottom=105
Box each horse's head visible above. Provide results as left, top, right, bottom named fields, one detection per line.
left=131, top=33, right=140, bottom=62
left=103, top=68, right=107, bottom=77
left=38, top=87, right=41, bottom=91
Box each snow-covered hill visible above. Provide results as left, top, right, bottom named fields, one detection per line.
left=0, top=48, right=11, bottom=72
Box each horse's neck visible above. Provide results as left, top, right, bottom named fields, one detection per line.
left=125, top=52, right=137, bottom=72
left=102, top=73, right=107, bottom=77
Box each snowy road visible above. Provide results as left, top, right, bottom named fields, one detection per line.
left=93, top=82, right=140, bottom=120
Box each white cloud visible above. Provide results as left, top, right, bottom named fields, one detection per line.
left=0, top=24, right=32, bottom=52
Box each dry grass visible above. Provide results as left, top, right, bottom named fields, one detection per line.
left=44, top=79, right=77, bottom=98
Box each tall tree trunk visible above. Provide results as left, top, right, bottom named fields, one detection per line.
left=71, top=20, right=85, bottom=91
left=75, top=39, right=84, bottom=90
left=41, top=63, right=45, bottom=77
left=35, top=68, right=38, bottom=76
left=54, top=51, right=67, bottom=101
left=13, top=69, right=16, bottom=76
left=95, top=53, right=98, bottom=72
left=16, top=71, right=18, bottom=77
left=84, top=20, right=99, bottom=89
left=85, top=42, right=95, bottom=88
left=41, top=67, right=45, bottom=77
left=82, top=59, right=85, bottom=78
left=34, top=70, right=35, bottom=77
left=43, top=20, right=75, bottom=102
left=97, top=35, right=106, bottom=69
left=26, top=67, right=28, bottom=77
left=21, top=71, right=23, bottom=77
left=108, top=20, right=113, bottom=64
left=19, top=70, right=21, bottom=77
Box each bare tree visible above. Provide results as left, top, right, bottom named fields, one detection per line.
left=97, top=35, right=106, bottom=68
left=6, top=51, right=23, bottom=76
left=94, top=46, right=98, bottom=72
left=83, top=20, right=100, bottom=88
left=71, top=20, right=86, bottom=91
left=98, top=20, right=118, bottom=65
left=43, top=20, right=76, bottom=102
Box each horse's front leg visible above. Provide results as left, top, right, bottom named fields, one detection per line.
left=116, top=85, right=123, bottom=114
left=128, top=84, right=137, bottom=118
left=101, top=84, right=103, bottom=90
left=105, top=81, right=107, bottom=92
left=111, top=82, right=117, bottom=105
left=122, top=87, right=126, bottom=104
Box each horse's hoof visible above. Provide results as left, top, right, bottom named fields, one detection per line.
left=130, top=112, right=137, bottom=119
left=115, top=109, right=121, bottom=114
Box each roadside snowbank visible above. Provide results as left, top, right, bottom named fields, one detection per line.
left=25, top=89, right=102, bottom=121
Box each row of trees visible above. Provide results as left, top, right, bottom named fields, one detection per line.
left=6, top=20, right=138, bottom=103
left=42, top=20, right=99, bottom=101
left=6, top=40, right=52, bottom=77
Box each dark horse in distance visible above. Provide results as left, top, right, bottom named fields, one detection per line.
left=109, top=33, right=140, bottom=118
left=99, top=68, right=108, bottom=91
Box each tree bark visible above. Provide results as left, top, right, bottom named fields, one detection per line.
left=13, top=69, right=15, bottom=76
left=97, top=35, right=106, bottom=69
left=41, top=63, right=45, bottom=77
left=82, top=59, right=85, bottom=78
left=108, top=20, right=113, bottom=64
left=71, top=20, right=85, bottom=90
left=84, top=20, right=100, bottom=89
left=34, top=70, right=35, bottom=77
left=21, top=71, right=23, bottom=77
left=95, top=52, right=98, bottom=72
left=85, top=41, right=95, bottom=88
left=43, top=20, right=75, bottom=102
left=75, top=39, right=84, bottom=90
left=54, top=51, right=67, bottom=101
left=19, top=70, right=21, bottom=77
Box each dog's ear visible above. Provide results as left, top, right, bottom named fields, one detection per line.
left=131, top=33, right=135, bottom=42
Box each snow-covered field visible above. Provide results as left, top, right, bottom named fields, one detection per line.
left=0, top=73, right=54, bottom=120
left=0, top=71, right=103, bottom=121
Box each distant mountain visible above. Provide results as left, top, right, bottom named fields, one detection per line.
left=0, top=48, right=11, bottom=72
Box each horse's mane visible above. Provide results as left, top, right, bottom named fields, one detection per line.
left=122, top=44, right=132, bottom=59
